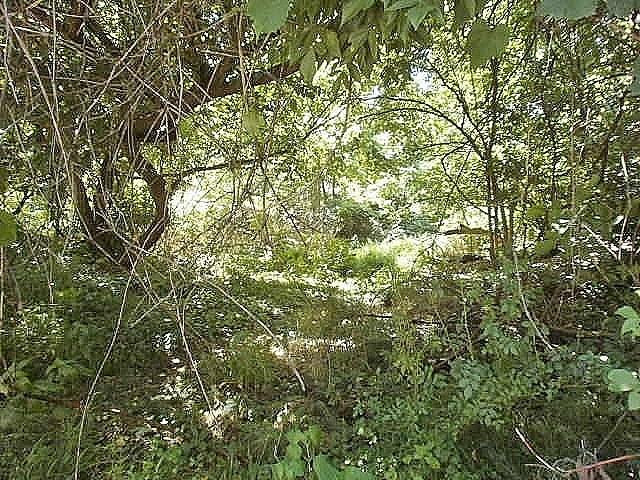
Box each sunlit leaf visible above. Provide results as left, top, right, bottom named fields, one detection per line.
left=466, top=20, right=509, bottom=68
left=538, top=0, right=598, bottom=19
left=617, top=306, right=640, bottom=338
left=342, top=0, right=376, bottom=25
left=629, top=390, right=640, bottom=410
left=242, top=108, right=266, bottom=136
left=247, top=0, right=290, bottom=35
left=608, top=369, right=640, bottom=392
left=408, top=0, right=440, bottom=29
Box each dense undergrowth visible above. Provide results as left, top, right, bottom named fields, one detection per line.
left=1, top=236, right=639, bottom=480
left=2, top=1, right=640, bottom=477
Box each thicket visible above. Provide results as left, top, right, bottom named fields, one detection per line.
left=1, top=0, right=640, bottom=479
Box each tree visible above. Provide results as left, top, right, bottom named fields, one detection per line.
left=0, top=0, right=445, bottom=268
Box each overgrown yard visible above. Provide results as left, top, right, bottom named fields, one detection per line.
left=1, top=0, right=640, bottom=478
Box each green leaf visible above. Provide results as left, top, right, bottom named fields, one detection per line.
left=629, top=390, right=640, bottom=410
left=537, top=0, right=598, bottom=19
left=387, top=0, right=420, bottom=10
left=242, top=108, right=266, bottom=136
left=407, top=0, right=440, bottom=29
left=0, top=168, right=8, bottom=194
left=342, top=0, right=376, bottom=25
left=272, top=458, right=306, bottom=480
left=466, top=20, right=509, bottom=68
left=285, top=429, right=306, bottom=444
left=247, top=0, right=290, bottom=35
left=631, top=57, right=640, bottom=96
left=526, top=205, right=546, bottom=219
left=0, top=210, right=16, bottom=247
left=454, top=0, right=476, bottom=24
left=324, top=30, right=341, bottom=59
left=306, top=425, right=323, bottom=447
left=343, top=467, right=376, bottom=480
left=608, top=0, right=640, bottom=16
left=608, top=369, right=640, bottom=392
left=313, top=455, right=340, bottom=480
left=617, top=306, right=640, bottom=338
left=534, top=238, right=556, bottom=257
left=285, top=442, right=303, bottom=460
left=300, top=48, right=317, bottom=84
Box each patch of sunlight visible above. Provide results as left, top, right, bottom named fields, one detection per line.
left=346, top=177, right=393, bottom=206
left=171, top=184, right=210, bottom=216
left=412, top=70, right=433, bottom=90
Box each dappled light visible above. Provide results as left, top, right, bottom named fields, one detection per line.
left=1, top=1, right=640, bottom=479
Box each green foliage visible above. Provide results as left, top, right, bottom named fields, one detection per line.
left=4, top=1, right=640, bottom=478
left=618, top=305, right=640, bottom=339
left=608, top=0, right=640, bottom=16
left=272, top=428, right=374, bottom=480
left=454, top=0, right=479, bottom=25
left=243, top=108, right=267, bottom=137
left=537, top=0, right=598, bottom=19
left=607, top=304, right=640, bottom=411
left=632, top=57, right=640, bottom=96
left=247, top=0, right=291, bottom=35
left=300, top=49, right=318, bottom=84
left=341, top=0, right=376, bottom=25
left=0, top=210, right=16, bottom=246
left=608, top=368, right=639, bottom=392
left=466, top=20, right=509, bottom=68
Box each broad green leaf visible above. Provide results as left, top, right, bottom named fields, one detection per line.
left=300, top=48, right=317, bottom=84
left=272, top=458, right=305, bottom=480
left=342, top=0, right=376, bottom=25
left=0, top=210, right=16, bottom=247
left=608, top=0, right=640, bottom=16
left=343, top=467, right=376, bottom=480
left=306, top=425, right=323, bottom=447
left=313, top=455, right=340, bottom=480
left=285, top=429, right=306, bottom=444
left=242, top=108, right=266, bottom=136
left=247, top=0, right=290, bottom=35
left=454, top=0, right=476, bottom=24
left=621, top=317, right=640, bottom=338
left=534, top=238, right=556, bottom=257
left=348, top=28, right=369, bottom=50
left=285, top=442, right=302, bottom=460
left=466, top=20, right=509, bottom=68
left=537, top=0, right=598, bottom=19
left=629, top=390, right=640, bottom=410
left=631, top=57, right=640, bottom=96
left=617, top=306, right=640, bottom=338
left=608, top=369, right=640, bottom=392
left=526, top=205, right=546, bottom=219
left=324, top=30, right=341, bottom=59
left=408, top=0, right=440, bottom=29
left=0, top=167, right=8, bottom=194
left=387, top=0, right=420, bottom=11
